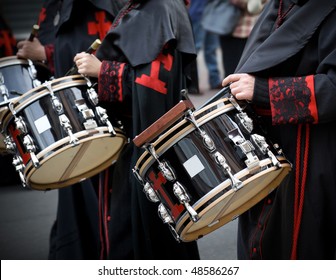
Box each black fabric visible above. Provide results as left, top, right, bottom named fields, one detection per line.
left=96, top=0, right=196, bottom=67
left=0, top=15, right=17, bottom=57
left=95, top=0, right=199, bottom=259
left=47, top=0, right=126, bottom=259
left=235, top=0, right=336, bottom=259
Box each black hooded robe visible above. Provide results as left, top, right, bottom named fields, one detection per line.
left=45, top=0, right=127, bottom=259
left=95, top=0, right=200, bottom=259
left=235, top=0, right=336, bottom=259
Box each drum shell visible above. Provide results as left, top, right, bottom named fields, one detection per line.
left=135, top=98, right=291, bottom=241
left=0, top=56, right=51, bottom=107
left=1, top=75, right=126, bottom=190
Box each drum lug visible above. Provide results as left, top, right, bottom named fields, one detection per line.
left=86, top=87, right=99, bottom=106
left=143, top=182, right=160, bottom=203
left=59, top=114, right=79, bottom=146
left=12, top=155, right=27, bottom=188
left=235, top=112, right=253, bottom=134
left=95, top=106, right=116, bottom=136
left=14, top=116, right=28, bottom=134
left=251, top=134, right=281, bottom=168
left=158, top=203, right=181, bottom=242
left=44, top=81, right=64, bottom=114
left=224, top=114, right=260, bottom=171
left=23, top=135, right=40, bottom=168
left=132, top=167, right=160, bottom=202
left=0, top=73, right=9, bottom=102
left=185, top=110, right=215, bottom=151
left=146, top=144, right=176, bottom=181
left=214, top=151, right=243, bottom=190
left=75, top=99, right=98, bottom=130
left=51, top=95, right=63, bottom=114
left=4, top=135, right=16, bottom=153
left=27, top=59, right=41, bottom=87
left=173, top=182, right=199, bottom=222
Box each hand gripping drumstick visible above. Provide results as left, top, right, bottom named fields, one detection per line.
left=65, top=39, right=102, bottom=76
left=133, top=99, right=195, bottom=148
left=28, top=24, right=40, bottom=41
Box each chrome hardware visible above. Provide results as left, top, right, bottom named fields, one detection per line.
left=158, top=203, right=174, bottom=224
left=23, top=135, right=40, bottom=168
left=132, top=167, right=145, bottom=185
left=86, top=87, right=99, bottom=106
left=27, top=59, right=41, bottom=87
left=146, top=144, right=176, bottom=182
left=12, top=155, right=27, bottom=188
left=236, top=112, right=253, bottom=134
left=0, top=73, right=9, bottom=102
left=132, top=167, right=160, bottom=202
left=173, top=182, right=199, bottom=222
left=75, top=99, right=98, bottom=130
left=14, top=116, right=28, bottom=135
left=224, top=114, right=259, bottom=170
left=59, top=114, right=78, bottom=146
left=4, top=135, right=16, bottom=152
left=44, top=81, right=64, bottom=114
left=143, top=182, right=160, bottom=203
left=96, top=106, right=116, bottom=135
left=251, top=134, right=281, bottom=168
left=158, top=204, right=180, bottom=241
left=214, top=151, right=243, bottom=190
left=185, top=110, right=215, bottom=151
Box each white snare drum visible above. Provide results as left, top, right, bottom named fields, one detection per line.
left=133, top=97, right=291, bottom=242
left=0, top=75, right=126, bottom=190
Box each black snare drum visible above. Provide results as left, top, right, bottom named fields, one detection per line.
left=133, top=97, right=291, bottom=242
left=0, top=56, right=51, bottom=154
left=0, top=56, right=51, bottom=106
left=0, top=75, right=126, bottom=190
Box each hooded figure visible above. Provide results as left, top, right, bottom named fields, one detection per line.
left=46, top=0, right=128, bottom=260
left=223, top=0, right=336, bottom=259
left=74, top=0, right=200, bottom=259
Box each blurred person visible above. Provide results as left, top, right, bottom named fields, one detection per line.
left=222, top=0, right=336, bottom=259
left=189, top=0, right=222, bottom=90
left=219, top=0, right=267, bottom=76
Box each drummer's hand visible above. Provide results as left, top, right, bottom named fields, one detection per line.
left=222, top=73, right=255, bottom=101
left=74, top=52, right=101, bottom=78
left=16, top=38, right=47, bottom=61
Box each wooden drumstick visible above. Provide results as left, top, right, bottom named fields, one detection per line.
left=65, top=39, right=102, bottom=76
left=133, top=99, right=195, bottom=147
left=28, top=24, right=40, bottom=41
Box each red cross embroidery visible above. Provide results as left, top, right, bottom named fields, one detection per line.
left=0, top=31, right=16, bottom=56
left=87, top=11, right=112, bottom=40
left=148, top=170, right=184, bottom=220
left=135, top=52, right=173, bottom=94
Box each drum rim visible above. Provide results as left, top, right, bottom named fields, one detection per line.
left=0, top=75, right=87, bottom=128
left=135, top=100, right=234, bottom=176
left=23, top=126, right=126, bottom=190
left=176, top=158, right=291, bottom=241
left=0, top=55, right=50, bottom=69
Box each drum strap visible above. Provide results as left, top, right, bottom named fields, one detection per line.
left=291, top=123, right=310, bottom=259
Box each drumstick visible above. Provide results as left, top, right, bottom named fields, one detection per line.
left=28, top=24, right=40, bottom=41
left=198, top=85, right=231, bottom=109
left=133, top=99, right=195, bottom=147
left=65, top=39, right=102, bottom=76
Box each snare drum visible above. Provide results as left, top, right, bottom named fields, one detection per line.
left=0, top=56, right=51, bottom=107
left=0, top=75, right=126, bottom=190
left=133, top=97, right=291, bottom=242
